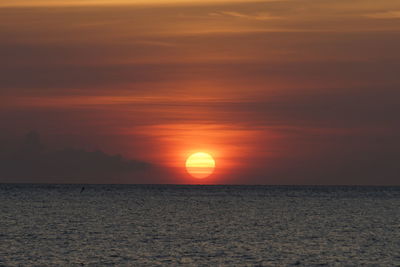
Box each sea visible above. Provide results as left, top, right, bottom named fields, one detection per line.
left=0, top=184, right=399, bottom=266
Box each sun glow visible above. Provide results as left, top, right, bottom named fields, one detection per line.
left=185, top=152, right=215, bottom=179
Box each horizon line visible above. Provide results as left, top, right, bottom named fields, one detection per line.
left=1, top=182, right=399, bottom=187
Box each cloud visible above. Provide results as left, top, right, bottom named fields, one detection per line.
left=365, top=11, right=400, bottom=19
left=0, top=0, right=267, bottom=8
left=210, top=11, right=280, bottom=20
left=0, top=131, right=151, bottom=182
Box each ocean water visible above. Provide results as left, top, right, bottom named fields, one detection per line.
left=0, top=184, right=399, bottom=266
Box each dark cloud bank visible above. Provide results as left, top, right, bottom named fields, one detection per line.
left=0, top=131, right=151, bottom=183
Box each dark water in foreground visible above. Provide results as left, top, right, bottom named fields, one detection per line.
left=0, top=184, right=399, bottom=266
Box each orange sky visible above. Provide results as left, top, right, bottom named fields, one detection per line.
left=1, top=0, right=400, bottom=184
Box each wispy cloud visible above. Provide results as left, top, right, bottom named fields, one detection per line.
left=209, top=11, right=281, bottom=20
left=132, top=40, right=178, bottom=47
left=365, top=11, right=400, bottom=19
left=0, top=0, right=267, bottom=7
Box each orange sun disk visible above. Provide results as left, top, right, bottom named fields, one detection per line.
left=185, top=152, right=215, bottom=179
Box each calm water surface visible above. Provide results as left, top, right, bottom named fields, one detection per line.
left=1, top=184, right=399, bottom=266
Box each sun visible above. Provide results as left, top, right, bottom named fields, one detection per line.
left=185, top=152, right=216, bottom=179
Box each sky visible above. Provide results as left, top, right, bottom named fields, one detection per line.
left=1, top=0, right=399, bottom=184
